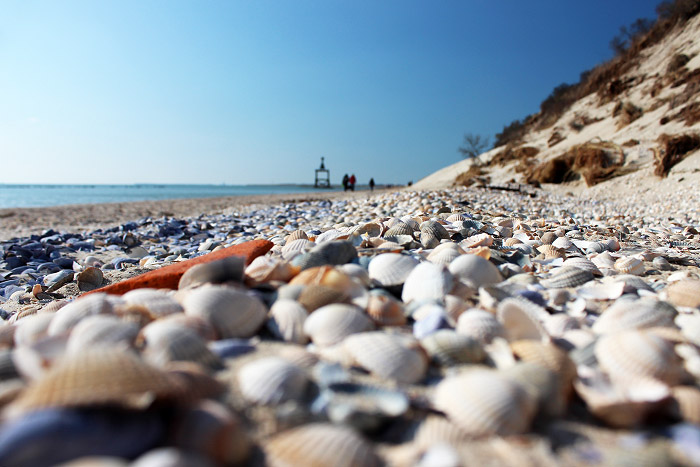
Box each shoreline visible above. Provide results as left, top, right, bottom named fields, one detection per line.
left=0, top=188, right=398, bottom=240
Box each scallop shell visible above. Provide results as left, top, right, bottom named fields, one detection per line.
left=419, top=231, right=440, bottom=249
left=281, top=238, right=314, bottom=260
left=343, top=332, right=428, bottom=384
left=496, top=298, right=548, bottom=342
left=595, top=329, right=685, bottom=388
left=47, top=293, right=115, bottom=336
left=121, top=288, right=183, bottom=318
left=592, top=297, right=677, bottom=334
left=446, top=213, right=467, bottom=223
left=540, top=266, right=593, bottom=289
left=286, top=229, right=309, bottom=242
left=303, top=304, right=374, bottom=347
left=365, top=289, right=406, bottom=326
left=367, top=253, right=419, bottom=287
left=6, top=348, right=179, bottom=416
left=75, top=266, right=104, bottom=292
left=448, top=254, right=502, bottom=288
left=536, top=244, right=566, bottom=259
left=264, top=423, right=381, bottom=467
left=181, top=285, right=267, bottom=339
left=401, top=262, right=454, bottom=304
left=140, top=320, right=222, bottom=370
left=384, top=221, right=416, bottom=237
left=297, top=285, right=351, bottom=312
left=178, top=256, right=245, bottom=289
left=614, top=256, right=645, bottom=276
left=237, top=357, right=309, bottom=405
left=664, top=279, right=700, bottom=308
left=455, top=309, right=506, bottom=344
left=433, top=368, right=536, bottom=437
left=268, top=299, right=309, bottom=344
left=426, top=243, right=464, bottom=266
left=420, top=220, right=450, bottom=240
left=562, top=257, right=602, bottom=276
left=420, top=329, right=485, bottom=366
left=65, top=315, right=139, bottom=354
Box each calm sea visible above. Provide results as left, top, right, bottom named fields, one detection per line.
left=0, top=184, right=347, bottom=209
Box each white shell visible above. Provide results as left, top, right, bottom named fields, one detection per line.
left=401, top=262, right=454, bottom=304
left=303, top=304, right=374, bottom=347
left=237, top=357, right=308, bottom=405
left=448, top=254, right=502, bottom=288
left=614, top=256, right=645, bottom=276
left=66, top=315, right=140, bottom=353
left=343, top=332, right=428, bottom=384
left=592, top=297, right=676, bottom=334
left=141, top=320, right=221, bottom=370
left=367, top=253, right=419, bottom=287
left=122, top=288, right=183, bottom=317
left=456, top=309, right=506, bottom=344
left=47, top=293, right=115, bottom=336
left=426, top=243, right=464, bottom=266
left=496, top=298, right=548, bottom=342
left=268, top=299, right=309, bottom=344
left=13, top=312, right=55, bottom=347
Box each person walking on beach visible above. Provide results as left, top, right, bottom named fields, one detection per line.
left=342, top=174, right=349, bottom=192
left=349, top=174, right=356, bottom=191
left=369, top=177, right=375, bottom=192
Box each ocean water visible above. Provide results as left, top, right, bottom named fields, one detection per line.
left=0, top=184, right=347, bottom=209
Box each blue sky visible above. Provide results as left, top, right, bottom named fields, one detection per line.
left=1, top=1, right=661, bottom=185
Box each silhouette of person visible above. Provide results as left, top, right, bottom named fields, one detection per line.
left=369, top=177, right=375, bottom=192
left=349, top=174, right=356, bottom=191
left=342, top=174, right=349, bottom=192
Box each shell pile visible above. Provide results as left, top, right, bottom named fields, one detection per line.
left=1, top=186, right=700, bottom=465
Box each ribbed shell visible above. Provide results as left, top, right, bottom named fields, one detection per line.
left=419, top=231, right=440, bottom=249
left=460, top=233, right=494, bottom=249
left=268, top=299, right=309, bottom=344
left=456, top=309, right=506, bottom=344
left=289, top=266, right=363, bottom=301
left=245, top=256, right=298, bottom=284
left=562, top=257, right=602, bottom=276
left=420, top=220, right=450, bottom=240
left=413, top=415, right=470, bottom=449
left=539, top=232, right=558, bottom=244
left=286, top=229, right=309, bottom=242
left=47, top=294, right=114, bottom=336
left=433, top=369, right=536, bottom=437
left=503, top=362, right=563, bottom=417
left=504, top=237, right=523, bottom=247
left=446, top=213, right=467, bottom=223
left=237, top=357, right=309, bottom=405
left=367, top=253, right=419, bottom=287
left=65, top=315, right=139, bottom=353
left=665, top=280, right=700, bottom=308
left=401, top=262, right=454, bottom=304
left=303, top=304, right=374, bottom=347
left=425, top=243, right=463, bottom=266
left=540, top=266, right=593, bottom=289
left=7, top=349, right=179, bottom=414
left=497, top=298, right=549, bottom=342
left=181, top=285, right=267, bottom=339
left=140, top=320, right=222, bottom=370
left=297, top=285, right=350, bottom=312
left=551, top=236, right=576, bottom=251
left=264, top=423, right=381, bottom=467
left=420, top=329, right=485, bottom=366
left=343, top=332, right=428, bottom=384
left=592, top=298, right=677, bottom=334
left=355, top=222, right=383, bottom=237
left=614, top=257, right=645, bottom=276
left=13, top=312, right=55, bottom=347
left=365, top=290, right=406, bottom=326
left=122, top=289, right=183, bottom=317
left=536, top=244, right=566, bottom=260
left=448, top=254, right=502, bottom=288
left=281, top=239, right=314, bottom=260
left=510, top=340, right=576, bottom=407
left=383, top=221, right=416, bottom=237
left=75, top=266, right=103, bottom=292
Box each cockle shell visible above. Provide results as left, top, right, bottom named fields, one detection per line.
left=592, top=297, right=677, bottom=334
left=664, top=279, right=700, bottom=308
left=65, top=315, right=139, bottom=354
left=47, top=293, right=115, bottom=336
left=121, top=288, right=183, bottom=318
left=140, top=320, right=222, bottom=370
left=595, top=329, right=685, bottom=388
left=426, top=243, right=464, bottom=266
left=281, top=238, right=314, bottom=260
left=614, top=256, right=645, bottom=276
left=401, top=262, right=454, bottom=304
left=433, top=369, right=536, bottom=437
left=460, top=232, right=493, bottom=249
left=384, top=221, right=416, bottom=237
left=264, top=423, right=381, bottom=467
left=13, top=313, right=55, bottom=347
left=536, top=244, right=566, bottom=259
left=420, top=329, right=485, bottom=366
left=315, top=229, right=347, bottom=244
left=303, top=304, right=374, bottom=347
left=365, top=289, right=406, bottom=326
left=504, top=237, right=523, bottom=247
left=456, top=309, right=506, bottom=344
left=296, top=285, right=351, bottom=312
left=6, top=349, right=179, bottom=416
left=540, top=266, right=594, bottom=289
left=539, top=232, right=558, bottom=244
left=289, top=266, right=365, bottom=303
left=420, top=220, right=450, bottom=240
left=446, top=213, right=467, bottom=223
left=286, top=229, right=309, bottom=242
left=178, top=256, right=245, bottom=289
left=237, top=357, right=309, bottom=405
left=293, top=240, right=358, bottom=270
left=355, top=222, right=383, bottom=237
left=551, top=236, right=576, bottom=251
left=497, top=298, right=548, bottom=342
left=448, top=254, right=502, bottom=288
left=367, top=253, right=419, bottom=288
left=413, top=415, right=470, bottom=449
left=245, top=256, right=298, bottom=285
left=268, top=299, right=309, bottom=344
left=562, top=257, right=601, bottom=276
left=181, top=285, right=267, bottom=339
left=343, top=332, right=428, bottom=384
left=419, top=231, right=440, bottom=249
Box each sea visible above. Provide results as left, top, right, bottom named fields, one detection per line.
left=0, top=184, right=348, bottom=209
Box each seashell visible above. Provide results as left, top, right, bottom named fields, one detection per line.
left=664, top=279, right=700, bottom=308
left=292, top=240, right=358, bottom=270
left=343, top=332, right=428, bottom=384
left=237, top=357, right=309, bottom=405
left=47, top=293, right=114, bottom=336
left=264, top=423, right=381, bottom=467
left=419, top=231, right=440, bottom=249
left=496, top=298, right=548, bottom=342
left=413, top=415, right=470, bottom=449
left=401, top=262, right=454, bottom=304
left=13, top=312, right=55, bottom=347
left=592, top=297, right=676, bottom=334
left=181, top=285, right=267, bottom=339
left=433, top=368, right=536, bottom=437
left=65, top=315, right=139, bottom=354
left=595, top=329, right=685, bottom=388
left=544, top=313, right=580, bottom=337
left=319, top=381, right=409, bottom=431
left=355, top=222, right=383, bottom=238
left=304, top=303, right=374, bottom=346
left=562, top=257, right=601, bottom=276
left=539, top=232, right=558, bottom=244
left=652, top=256, right=674, bottom=271
left=281, top=238, right=314, bottom=260
left=420, top=329, right=485, bottom=366
left=604, top=237, right=621, bottom=251
left=0, top=408, right=166, bottom=466
left=297, top=285, right=350, bottom=314
left=460, top=232, right=493, bottom=248
left=551, top=236, right=576, bottom=251
left=576, top=281, right=626, bottom=300
left=121, top=288, right=183, bottom=318
left=315, top=229, right=347, bottom=244
left=170, top=400, right=250, bottom=465
left=540, top=266, right=593, bottom=288
left=367, top=253, right=419, bottom=289
left=503, top=361, right=564, bottom=417
left=178, top=256, right=245, bottom=289
left=384, top=221, right=416, bottom=237
left=165, top=361, right=226, bottom=402
left=426, top=243, right=464, bottom=266
left=6, top=348, right=179, bottom=416
left=448, top=254, right=502, bottom=288
left=75, top=267, right=103, bottom=292
left=420, top=220, right=450, bottom=240
left=40, top=299, right=70, bottom=314
left=670, top=386, right=700, bottom=424
left=614, top=256, right=645, bottom=276
left=286, top=229, right=309, bottom=242
left=245, top=256, right=298, bottom=285
left=536, top=244, right=566, bottom=259
left=289, top=266, right=366, bottom=304
left=676, top=314, right=700, bottom=346
left=140, top=320, right=222, bottom=370
left=504, top=237, right=523, bottom=247
left=456, top=309, right=506, bottom=344
left=365, top=289, right=406, bottom=326
left=43, top=270, right=75, bottom=293
left=268, top=299, right=309, bottom=344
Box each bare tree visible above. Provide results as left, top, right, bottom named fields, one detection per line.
left=458, top=133, right=490, bottom=159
